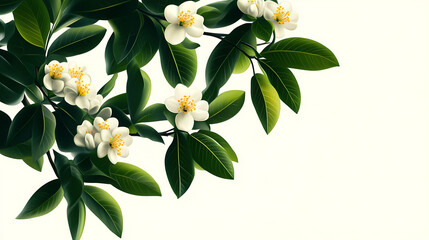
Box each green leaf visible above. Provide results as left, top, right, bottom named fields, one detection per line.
left=251, top=17, right=273, bottom=42
left=110, top=106, right=132, bottom=128
left=198, top=130, right=238, bottom=163
left=207, top=90, right=245, bottom=124
left=48, top=25, right=106, bottom=57
left=0, top=139, right=31, bottom=159
left=136, top=103, right=167, bottom=123
left=74, top=153, right=112, bottom=178
left=0, top=20, right=16, bottom=46
left=0, top=110, right=11, bottom=147
left=159, top=38, right=197, bottom=87
left=97, top=73, right=118, bottom=98
left=0, top=75, right=25, bottom=105
left=181, top=38, right=200, bottom=49
left=43, top=0, right=61, bottom=23
left=202, top=24, right=252, bottom=102
left=12, top=0, right=50, bottom=48
left=0, top=20, right=5, bottom=41
left=189, top=132, right=234, bottom=179
left=135, top=124, right=164, bottom=144
left=16, top=179, right=64, bottom=219
left=126, top=63, right=151, bottom=123
left=0, top=49, right=34, bottom=86
left=197, top=0, right=242, bottom=28
left=141, top=0, right=198, bottom=15
left=0, top=0, right=22, bottom=14
left=70, top=0, right=138, bottom=20
left=251, top=73, right=281, bottom=134
left=54, top=101, right=85, bottom=152
left=67, top=199, right=86, bottom=240
left=7, top=104, right=38, bottom=146
left=68, top=18, right=98, bottom=28
left=54, top=151, right=84, bottom=205
left=82, top=186, right=123, bottom=237
left=101, top=93, right=129, bottom=114
left=110, top=162, right=161, bottom=196
left=25, top=84, right=44, bottom=103
left=164, top=109, right=176, bottom=127
left=22, top=155, right=44, bottom=172
left=32, top=105, right=56, bottom=161
left=192, top=121, right=210, bottom=131
left=165, top=131, right=194, bottom=198
left=261, top=37, right=340, bottom=70
left=259, top=59, right=300, bottom=113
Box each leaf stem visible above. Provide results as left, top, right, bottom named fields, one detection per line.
left=22, top=95, right=30, bottom=106
left=46, top=150, right=59, bottom=178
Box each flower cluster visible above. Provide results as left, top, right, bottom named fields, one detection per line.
left=74, top=107, right=133, bottom=164
left=43, top=60, right=104, bottom=115
left=237, top=0, right=299, bottom=38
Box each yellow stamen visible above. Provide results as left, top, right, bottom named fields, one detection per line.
left=110, top=134, right=124, bottom=156
left=75, top=78, right=90, bottom=96
left=85, top=130, right=95, bottom=134
left=177, top=95, right=196, bottom=113
left=177, top=10, right=195, bottom=27
left=98, top=121, right=111, bottom=130
left=273, top=6, right=290, bottom=24
left=48, top=64, right=63, bottom=79
left=69, top=67, right=84, bottom=80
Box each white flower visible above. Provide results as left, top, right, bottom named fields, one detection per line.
left=97, top=127, right=133, bottom=164
left=164, top=84, right=209, bottom=132
left=63, top=73, right=95, bottom=110
left=93, top=116, right=119, bottom=133
left=68, top=62, right=88, bottom=80
left=74, top=120, right=98, bottom=150
left=97, top=107, right=112, bottom=120
left=164, top=1, right=204, bottom=45
left=237, top=0, right=265, bottom=18
left=43, top=60, right=71, bottom=97
left=264, top=1, right=299, bottom=38
left=87, top=94, right=104, bottom=115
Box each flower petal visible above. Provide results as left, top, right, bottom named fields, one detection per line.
left=248, top=4, right=259, bottom=18
left=274, top=23, right=286, bottom=38
left=174, top=83, right=188, bottom=99
left=191, top=109, right=209, bottom=121
left=101, top=129, right=111, bottom=142
left=97, top=107, right=112, bottom=120
left=64, top=92, right=77, bottom=105
left=106, top=117, right=119, bottom=130
left=196, top=100, right=209, bottom=111
left=189, top=87, right=202, bottom=102
left=76, top=95, right=90, bottom=110
left=237, top=0, right=249, bottom=14
left=164, top=4, right=179, bottom=24
left=165, top=96, right=180, bottom=113
left=43, top=74, right=53, bottom=90
left=165, top=24, right=186, bottom=45
left=97, top=142, right=109, bottom=158
left=123, top=136, right=133, bottom=146
left=175, top=112, right=194, bottom=132
left=94, top=117, right=104, bottom=132
left=112, top=127, right=129, bottom=137
left=108, top=149, right=118, bottom=164
left=185, top=25, right=204, bottom=38
left=119, top=146, right=129, bottom=158
left=94, top=133, right=102, bottom=146
left=284, top=22, right=297, bottom=30
left=179, top=1, right=196, bottom=14
left=74, top=134, right=85, bottom=147
left=85, top=134, right=96, bottom=149
left=290, top=10, right=299, bottom=22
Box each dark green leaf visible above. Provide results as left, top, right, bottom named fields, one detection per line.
left=192, top=121, right=210, bottom=131
left=0, top=20, right=5, bottom=41
left=0, top=139, right=31, bottom=159
left=198, top=130, right=238, bottom=162
left=54, top=101, right=85, bottom=152
left=141, top=0, right=198, bottom=15
left=12, top=0, right=50, bottom=48
left=0, top=76, right=25, bottom=105
left=159, top=39, right=197, bottom=87
left=261, top=37, right=340, bottom=70
left=0, top=49, right=34, bottom=86
left=68, top=18, right=98, bottom=28
left=32, top=105, right=56, bottom=161
left=202, top=24, right=252, bottom=102
left=110, top=162, right=161, bottom=196
left=252, top=17, right=273, bottom=42
left=251, top=73, right=280, bottom=134
left=0, top=20, right=16, bottom=46
left=7, top=104, right=38, bottom=146
left=259, top=59, right=300, bottom=113
left=165, top=131, right=194, bottom=198
left=197, top=0, right=242, bottom=28
left=207, top=90, right=245, bottom=124
left=54, top=151, right=84, bottom=205
left=190, top=132, right=234, bottom=179
left=110, top=106, right=132, bottom=128
left=101, top=93, right=129, bottom=114
left=163, top=108, right=176, bottom=127
left=25, top=84, right=44, bottom=103
left=135, top=124, right=163, bottom=144
left=67, top=199, right=86, bottom=240
left=22, top=155, right=43, bottom=172
left=126, top=63, right=151, bottom=123
left=43, top=0, right=61, bottom=23
left=82, top=186, right=123, bottom=237
left=0, top=110, right=11, bottom=147
left=181, top=38, right=200, bottom=49
left=48, top=25, right=106, bottom=57
left=74, top=153, right=111, bottom=178
left=136, top=103, right=167, bottom=123
left=98, top=74, right=118, bottom=98
left=0, top=0, right=22, bottom=14
left=70, top=0, right=138, bottom=20
left=16, top=179, right=63, bottom=219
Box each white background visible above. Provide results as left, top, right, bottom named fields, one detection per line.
left=1, top=0, right=429, bottom=239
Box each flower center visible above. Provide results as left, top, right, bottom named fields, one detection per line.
left=177, top=10, right=195, bottom=27
left=48, top=64, right=63, bottom=79
left=110, top=133, right=124, bottom=156
left=85, top=130, right=95, bottom=134
left=98, top=121, right=111, bottom=130
left=273, top=6, right=290, bottom=24
left=75, top=79, right=90, bottom=96
left=69, top=67, right=84, bottom=80
left=177, top=95, right=196, bottom=113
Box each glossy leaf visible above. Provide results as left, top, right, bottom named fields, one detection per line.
left=67, top=199, right=86, bottom=240
left=98, top=73, right=118, bottom=98
left=259, top=59, right=301, bottom=113
left=251, top=17, right=273, bottom=42
left=261, top=37, right=340, bottom=70
left=12, top=0, right=50, bottom=48
left=0, top=110, right=11, bottom=147
left=70, top=0, right=138, bottom=20
left=165, top=131, right=194, bottom=198
left=0, top=0, right=22, bottom=14
left=197, top=0, right=242, bottom=28
left=181, top=38, right=200, bottom=49
left=203, top=24, right=252, bottom=102
left=0, top=76, right=24, bottom=105
left=82, top=186, right=123, bottom=237
left=22, top=155, right=44, bottom=172
left=16, top=179, right=64, bottom=219
left=101, top=93, right=129, bottom=114
left=207, top=90, right=245, bottom=124
left=43, top=0, right=61, bottom=23
left=68, top=18, right=98, bottom=28
left=110, top=162, right=161, bottom=196
left=141, top=0, right=198, bottom=14
left=0, top=49, right=33, bottom=86
left=32, top=105, right=56, bottom=161
left=189, top=132, right=234, bottom=179
left=198, top=130, right=238, bottom=163
left=0, top=20, right=5, bottom=42
left=54, top=151, right=84, bottom=205
left=126, top=63, right=151, bottom=123
left=135, top=124, right=164, bottom=144
left=251, top=73, right=280, bottom=134
left=54, top=101, right=85, bottom=152
left=0, top=20, right=16, bottom=46
left=7, top=27, right=45, bottom=68
left=159, top=39, right=197, bottom=87
left=136, top=103, right=167, bottom=123
left=7, top=104, right=38, bottom=146
left=48, top=25, right=106, bottom=57
left=25, top=84, right=44, bottom=103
